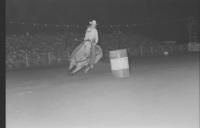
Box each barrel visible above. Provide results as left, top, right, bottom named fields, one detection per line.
left=109, top=49, right=130, bottom=78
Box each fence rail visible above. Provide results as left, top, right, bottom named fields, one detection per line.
left=6, top=44, right=190, bottom=70
left=128, top=45, right=187, bottom=57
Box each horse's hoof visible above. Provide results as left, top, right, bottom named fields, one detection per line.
left=69, top=73, right=75, bottom=76
left=89, top=65, right=94, bottom=69
left=84, top=71, right=88, bottom=74
left=84, top=69, right=90, bottom=74
left=68, top=71, right=74, bottom=76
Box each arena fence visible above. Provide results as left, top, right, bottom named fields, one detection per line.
left=6, top=44, right=189, bottom=70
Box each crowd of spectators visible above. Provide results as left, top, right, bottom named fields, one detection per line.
left=6, top=30, right=186, bottom=70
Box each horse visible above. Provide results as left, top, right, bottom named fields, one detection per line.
left=68, top=40, right=103, bottom=75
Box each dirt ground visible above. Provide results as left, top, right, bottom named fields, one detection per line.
left=6, top=53, right=199, bottom=128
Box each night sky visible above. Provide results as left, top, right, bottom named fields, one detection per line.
left=6, top=0, right=200, bottom=24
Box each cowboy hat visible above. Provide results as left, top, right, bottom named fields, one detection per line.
left=89, top=20, right=97, bottom=26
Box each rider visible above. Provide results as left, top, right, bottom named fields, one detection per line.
left=84, top=20, right=99, bottom=69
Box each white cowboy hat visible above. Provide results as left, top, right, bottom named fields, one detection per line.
left=89, top=20, right=97, bottom=26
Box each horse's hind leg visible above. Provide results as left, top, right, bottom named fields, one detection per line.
left=94, top=51, right=103, bottom=64
left=95, top=55, right=102, bottom=63
left=84, top=66, right=90, bottom=74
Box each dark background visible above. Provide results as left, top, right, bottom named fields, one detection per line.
left=6, top=0, right=200, bottom=42
left=6, top=0, right=199, bottom=24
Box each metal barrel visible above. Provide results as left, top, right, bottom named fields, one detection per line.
left=109, top=49, right=130, bottom=78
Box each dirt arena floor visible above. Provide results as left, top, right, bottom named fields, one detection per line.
left=6, top=53, right=199, bottom=128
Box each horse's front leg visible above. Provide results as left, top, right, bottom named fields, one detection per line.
left=68, top=59, right=75, bottom=71
left=71, top=64, right=83, bottom=74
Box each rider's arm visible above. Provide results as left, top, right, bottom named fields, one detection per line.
left=84, top=27, right=90, bottom=41
left=94, top=30, right=98, bottom=45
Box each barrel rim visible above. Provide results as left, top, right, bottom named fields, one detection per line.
left=109, top=48, right=127, bottom=54
left=109, top=49, right=128, bottom=58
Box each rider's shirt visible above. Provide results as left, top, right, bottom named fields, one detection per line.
left=84, top=27, right=98, bottom=45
